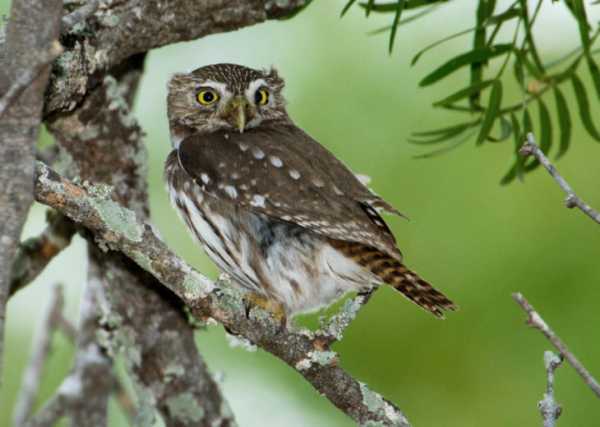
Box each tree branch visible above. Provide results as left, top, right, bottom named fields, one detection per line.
left=33, top=161, right=410, bottom=426
left=512, top=293, right=600, bottom=399
left=519, top=133, right=600, bottom=225
left=27, top=0, right=309, bottom=116
left=539, top=351, right=563, bottom=427
left=9, top=212, right=76, bottom=298
left=24, top=263, right=114, bottom=427
left=0, top=0, right=63, bottom=384
left=317, top=287, right=376, bottom=345
left=0, top=40, right=63, bottom=119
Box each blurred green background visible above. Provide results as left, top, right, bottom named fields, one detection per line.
left=3, top=1, right=600, bottom=426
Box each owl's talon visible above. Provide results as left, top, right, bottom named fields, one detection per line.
left=243, top=292, right=287, bottom=329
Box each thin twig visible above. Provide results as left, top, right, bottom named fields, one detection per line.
left=9, top=212, right=76, bottom=298
left=0, top=40, right=63, bottom=119
left=317, top=287, right=376, bottom=344
left=512, top=293, right=600, bottom=399
left=539, top=351, right=563, bottom=427
left=13, top=285, right=66, bottom=427
left=519, top=133, right=600, bottom=225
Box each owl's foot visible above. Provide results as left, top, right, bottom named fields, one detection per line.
left=244, top=292, right=287, bottom=329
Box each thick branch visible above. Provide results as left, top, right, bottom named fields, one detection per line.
left=33, top=0, right=309, bottom=115
left=33, top=162, right=410, bottom=426
left=0, top=0, right=62, bottom=384
left=512, top=293, right=600, bottom=399
left=519, top=133, right=600, bottom=225
left=25, top=266, right=113, bottom=427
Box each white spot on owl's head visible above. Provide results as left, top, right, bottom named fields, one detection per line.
left=269, top=156, right=283, bottom=168
left=252, top=148, right=265, bottom=159
left=200, top=173, right=210, bottom=184
left=231, top=172, right=240, bottom=180
left=289, top=169, right=301, bottom=180
left=239, top=142, right=249, bottom=152
left=250, top=194, right=266, bottom=207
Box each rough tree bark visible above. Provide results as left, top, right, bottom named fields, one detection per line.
left=0, top=0, right=62, bottom=381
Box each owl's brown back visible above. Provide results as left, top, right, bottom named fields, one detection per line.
left=177, top=123, right=403, bottom=260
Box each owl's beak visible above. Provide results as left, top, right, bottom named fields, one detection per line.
left=223, top=96, right=250, bottom=133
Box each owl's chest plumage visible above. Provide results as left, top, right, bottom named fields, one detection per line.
left=165, top=151, right=374, bottom=314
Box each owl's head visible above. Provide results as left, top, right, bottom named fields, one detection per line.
left=167, top=63, right=288, bottom=145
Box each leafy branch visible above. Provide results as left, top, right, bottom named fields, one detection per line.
left=343, top=0, right=600, bottom=183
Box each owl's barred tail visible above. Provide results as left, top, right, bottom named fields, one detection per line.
left=329, top=240, right=456, bottom=318
left=378, top=262, right=456, bottom=318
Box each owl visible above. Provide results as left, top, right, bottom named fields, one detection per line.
left=164, top=63, right=455, bottom=319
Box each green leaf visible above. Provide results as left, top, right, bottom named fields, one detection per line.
left=586, top=56, right=600, bottom=100
left=411, top=28, right=473, bottom=66
left=488, top=116, right=513, bottom=142
left=341, top=0, right=358, bottom=17
left=471, top=1, right=488, bottom=107
left=410, top=8, right=519, bottom=66
left=513, top=49, right=544, bottom=79
left=433, top=80, right=495, bottom=107
left=523, top=108, right=545, bottom=172
left=553, top=87, right=572, bottom=159
left=500, top=113, right=523, bottom=185
left=414, top=131, right=476, bottom=159
left=411, top=120, right=480, bottom=137
left=388, top=0, right=406, bottom=54
left=359, top=0, right=447, bottom=13
left=513, top=49, right=525, bottom=85
left=518, top=0, right=545, bottom=74
left=368, top=6, right=437, bottom=36
left=365, top=0, right=375, bottom=16
left=522, top=108, right=532, bottom=132
left=571, top=74, right=600, bottom=141
left=409, top=124, right=472, bottom=144
left=419, top=44, right=512, bottom=87
left=537, top=98, right=553, bottom=155
left=476, top=80, right=503, bottom=145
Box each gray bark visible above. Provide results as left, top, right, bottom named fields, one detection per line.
left=0, top=0, right=62, bottom=382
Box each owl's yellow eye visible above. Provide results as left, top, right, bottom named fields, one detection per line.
left=255, top=88, right=269, bottom=105
left=197, top=89, right=219, bottom=105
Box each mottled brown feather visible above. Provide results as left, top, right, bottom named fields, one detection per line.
left=329, top=240, right=456, bottom=318
left=177, top=124, right=402, bottom=260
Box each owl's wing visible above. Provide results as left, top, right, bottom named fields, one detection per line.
left=177, top=124, right=402, bottom=260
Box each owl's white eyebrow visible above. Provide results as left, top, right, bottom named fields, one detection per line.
left=245, top=79, right=268, bottom=100
left=199, top=80, right=230, bottom=96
